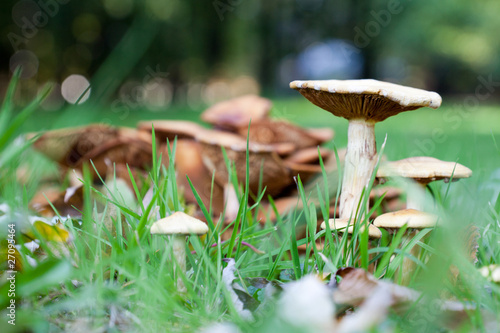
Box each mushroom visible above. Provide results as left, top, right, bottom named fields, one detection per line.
left=237, top=119, right=334, bottom=151
left=151, top=211, right=209, bottom=292
left=195, top=129, right=293, bottom=196
left=137, top=120, right=206, bottom=142
left=377, top=157, right=472, bottom=210
left=321, top=218, right=381, bottom=271
left=290, top=79, right=442, bottom=221
left=32, top=124, right=117, bottom=167
left=201, top=95, right=272, bottom=131
left=284, top=147, right=333, bottom=165
left=32, top=125, right=154, bottom=179
left=373, top=209, right=438, bottom=284
left=479, top=265, right=500, bottom=283
left=171, top=139, right=226, bottom=216
left=321, top=218, right=382, bottom=240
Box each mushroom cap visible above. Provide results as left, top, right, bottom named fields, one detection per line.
left=201, top=95, right=272, bottom=129
left=32, top=124, right=117, bottom=164
left=320, top=218, right=382, bottom=239
left=306, top=127, right=335, bottom=143
left=138, top=120, right=206, bottom=141
left=195, top=128, right=293, bottom=154
left=479, top=264, right=500, bottom=283
left=289, top=79, right=442, bottom=122
left=172, top=140, right=225, bottom=215
left=237, top=119, right=334, bottom=150
left=373, top=209, right=438, bottom=229
left=151, top=211, right=209, bottom=235
left=377, top=157, right=472, bottom=183
left=284, top=147, right=332, bottom=165
left=195, top=129, right=291, bottom=195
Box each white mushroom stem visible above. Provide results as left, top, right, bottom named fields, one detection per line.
left=401, top=230, right=427, bottom=285
left=224, top=183, right=240, bottom=221
left=339, top=119, right=377, bottom=220
left=405, top=182, right=428, bottom=211
left=172, top=235, right=187, bottom=292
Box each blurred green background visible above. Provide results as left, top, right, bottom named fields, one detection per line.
left=2, top=0, right=500, bottom=116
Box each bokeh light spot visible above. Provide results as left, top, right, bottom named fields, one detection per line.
left=61, top=75, right=91, bottom=104
left=9, top=50, right=39, bottom=79
left=104, top=0, right=134, bottom=19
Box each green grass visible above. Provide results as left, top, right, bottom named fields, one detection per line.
left=1, top=73, right=500, bottom=332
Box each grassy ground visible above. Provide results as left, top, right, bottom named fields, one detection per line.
left=2, top=83, right=500, bottom=332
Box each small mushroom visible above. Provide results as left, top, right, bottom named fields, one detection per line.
left=290, top=79, right=442, bottom=221
left=151, top=212, right=209, bottom=292
left=377, top=157, right=472, bottom=210
left=321, top=218, right=382, bottom=240
left=373, top=209, right=438, bottom=284
left=201, top=95, right=272, bottom=131
left=479, top=265, right=500, bottom=283
left=321, top=218, right=381, bottom=272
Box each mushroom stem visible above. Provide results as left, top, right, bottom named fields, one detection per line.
left=339, top=119, right=377, bottom=220
left=401, top=230, right=428, bottom=285
left=405, top=182, right=428, bottom=211
left=172, top=235, right=187, bottom=292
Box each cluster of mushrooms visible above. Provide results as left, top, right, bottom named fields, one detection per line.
left=30, top=79, right=475, bottom=288
left=290, top=79, right=474, bottom=282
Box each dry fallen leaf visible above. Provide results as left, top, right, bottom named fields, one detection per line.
left=332, top=267, right=474, bottom=331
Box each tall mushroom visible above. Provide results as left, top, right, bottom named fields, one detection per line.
left=151, top=212, right=209, bottom=292
left=377, top=157, right=472, bottom=210
left=290, top=79, right=442, bottom=221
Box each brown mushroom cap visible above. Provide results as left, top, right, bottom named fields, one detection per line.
left=201, top=95, right=272, bottom=130
left=377, top=157, right=473, bottom=183
left=289, top=79, right=442, bottom=122
left=32, top=124, right=117, bottom=165
left=172, top=140, right=225, bottom=215
left=151, top=211, right=209, bottom=235
left=284, top=147, right=332, bottom=165
left=373, top=209, right=438, bottom=229
left=237, top=119, right=334, bottom=150
left=195, top=129, right=291, bottom=195
left=321, top=218, right=382, bottom=239
left=196, top=129, right=274, bottom=152
left=306, top=127, right=335, bottom=143
left=138, top=120, right=206, bottom=141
